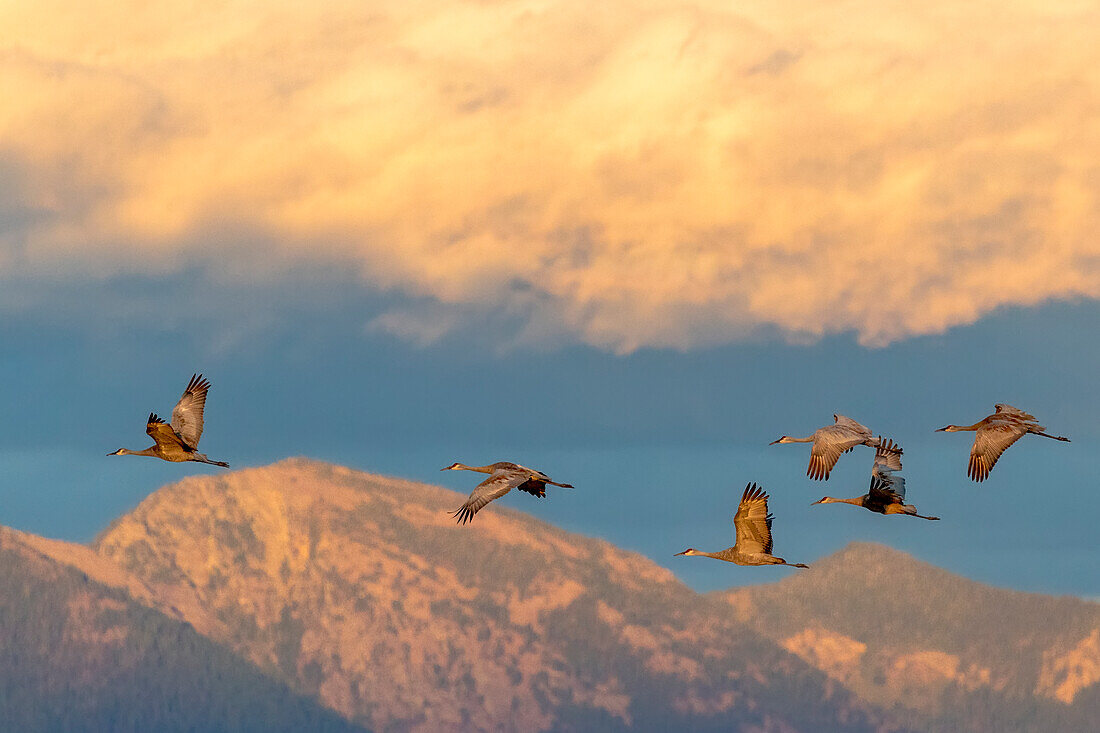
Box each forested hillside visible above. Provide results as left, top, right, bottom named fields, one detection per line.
left=0, top=528, right=366, bottom=733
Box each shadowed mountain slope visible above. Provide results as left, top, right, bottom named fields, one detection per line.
left=0, top=527, right=366, bottom=733
left=724, top=542, right=1100, bottom=732
left=93, top=459, right=891, bottom=733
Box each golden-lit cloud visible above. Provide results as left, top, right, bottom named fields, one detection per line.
left=2, top=0, right=1099, bottom=351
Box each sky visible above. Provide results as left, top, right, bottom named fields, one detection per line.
left=0, top=1, right=1097, bottom=597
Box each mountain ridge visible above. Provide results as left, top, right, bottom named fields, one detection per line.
left=4, top=457, right=1097, bottom=731
left=91, top=458, right=892, bottom=732
left=721, top=538, right=1100, bottom=730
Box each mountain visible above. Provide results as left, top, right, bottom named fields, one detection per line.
left=0, top=526, right=366, bottom=733
left=93, top=459, right=892, bottom=732
left=8, top=458, right=1096, bottom=731
left=724, top=542, right=1100, bottom=732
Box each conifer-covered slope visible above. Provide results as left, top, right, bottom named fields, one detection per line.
left=0, top=527, right=366, bottom=733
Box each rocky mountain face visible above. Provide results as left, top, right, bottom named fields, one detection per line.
left=92, top=459, right=890, bottom=732
left=725, top=542, right=1100, bottom=732
left=0, top=526, right=365, bottom=733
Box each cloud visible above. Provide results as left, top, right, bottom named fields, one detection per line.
left=1, top=0, right=1099, bottom=351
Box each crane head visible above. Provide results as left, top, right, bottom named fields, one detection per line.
left=107, top=448, right=127, bottom=456
left=934, top=425, right=957, bottom=432
left=810, top=496, right=833, bottom=505
left=768, top=436, right=788, bottom=445
left=674, top=548, right=699, bottom=556
left=440, top=462, right=464, bottom=471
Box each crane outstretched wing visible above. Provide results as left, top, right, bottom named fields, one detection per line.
left=452, top=469, right=530, bottom=524
left=516, top=478, right=548, bottom=498
left=171, top=374, right=210, bottom=449
left=872, top=438, right=903, bottom=474
left=808, top=426, right=859, bottom=480
left=833, top=414, right=871, bottom=434
left=994, top=404, right=1037, bottom=421
left=146, top=413, right=187, bottom=450
left=867, top=475, right=906, bottom=505
left=733, top=483, right=773, bottom=555
left=968, top=421, right=1026, bottom=482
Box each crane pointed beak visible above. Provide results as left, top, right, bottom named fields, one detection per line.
left=768, top=438, right=782, bottom=445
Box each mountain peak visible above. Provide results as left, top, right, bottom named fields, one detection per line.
left=828, top=540, right=913, bottom=561
left=91, top=459, right=886, bottom=732
left=65, top=459, right=1100, bottom=731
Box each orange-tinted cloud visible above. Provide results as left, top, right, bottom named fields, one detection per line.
left=2, top=1, right=1099, bottom=351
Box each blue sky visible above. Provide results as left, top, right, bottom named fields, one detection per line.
left=0, top=275, right=1094, bottom=596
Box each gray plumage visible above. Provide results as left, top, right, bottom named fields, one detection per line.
left=443, top=461, right=573, bottom=524
left=771, top=414, right=900, bottom=480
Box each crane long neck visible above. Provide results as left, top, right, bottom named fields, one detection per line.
left=786, top=436, right=815, bottom=443
left=818, top=496, right=863, bottom=507
left=125, top=446, right=160, bottom=457
left=462, top=464, right=497, bottom=474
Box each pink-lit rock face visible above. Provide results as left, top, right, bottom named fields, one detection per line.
left=781, top=627, right=866, bottom=684
left=1037, top=629, right=1100, bottom=704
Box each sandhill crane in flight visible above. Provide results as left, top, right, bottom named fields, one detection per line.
left=936, top=404, right=1070, bottom=482
left=675, top=483, right=809, bottom=568
left=442, top=462, right=573, bottom=524
left=770, top=414, right=900, bottom=480
left=108, top=374, right=229, bottom=468
left=811, top=438, right=939, bottom=520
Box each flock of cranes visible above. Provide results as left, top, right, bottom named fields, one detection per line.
left=109, top=377, right=1071, bottom=571
left=810, top=439, right=939, bottom=521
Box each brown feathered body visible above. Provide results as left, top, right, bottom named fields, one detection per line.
left=937, top=404, right=1069, bottom=482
